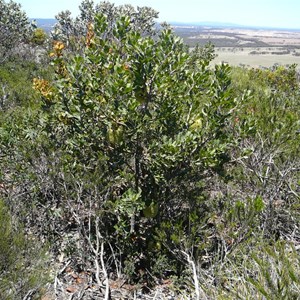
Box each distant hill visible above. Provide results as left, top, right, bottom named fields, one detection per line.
left=31, top=18, right=57, bottom=32
left=29, top=19, right=300, bottom=34
left=170, top=21, right=300, bottom=31
left=170, top=21, right=242, bottom=28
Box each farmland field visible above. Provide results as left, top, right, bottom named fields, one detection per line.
left=174, top=25, right=300, bottom=68
left=213, top=47, right=300, bottom=68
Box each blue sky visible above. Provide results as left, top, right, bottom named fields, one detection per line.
left=17, top=0, right=300, bottom=29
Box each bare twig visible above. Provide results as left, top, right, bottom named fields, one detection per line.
left=108, top=242, right=122, bottom=278
left=181, top=250, right=207, bottom=300
left=100, top=241, right=110, bottom=300
left=23, top=289, right=37, bottom=300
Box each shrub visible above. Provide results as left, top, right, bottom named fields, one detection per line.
left=0, top=199, right=50, bottom=300
left=0, top=0, right=35, bottom=61
left=32, top=8, right=248, bottom=284
left=31, top=28, right=47, bottom=46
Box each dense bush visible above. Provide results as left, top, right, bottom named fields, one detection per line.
left=0, top=58, right=51, bottom=110
left=0, top=199, right=50, bottom=300
left=31, top=28, right=47, bottom=46
left=52, top=0, right=159, bottom=53
left=32, top=11, right=247, bottom=282
left=0, top=0, right=35, bottom=61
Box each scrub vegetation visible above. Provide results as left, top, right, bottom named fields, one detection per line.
left=0, top=1, right=299, bottom=299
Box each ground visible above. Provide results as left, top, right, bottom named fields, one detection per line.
left=174, top=25, right=300, bottom=68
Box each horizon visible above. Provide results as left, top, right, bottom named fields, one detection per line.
left=32, top=18, right=300, bottom=32
left=18, top=0, right=300, bottom=30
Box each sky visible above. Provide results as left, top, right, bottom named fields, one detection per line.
left=17, top=0, right=300, bottom=29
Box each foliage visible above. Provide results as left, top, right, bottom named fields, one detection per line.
left=52, top=0, right=159, bottom=53
left=31, top=7, right=247, bottom=283
left=248, top=63, right=299, bottom=93
left=230, top=65, right=300, bottom=237
left=0, top=57, right=53, bottom=298
left=0, top=0, right=35, bottom=61
left=0, top=0, right=300, bottom=297
left=0, top=199, right=50, bottom=300
left=31, top=28, right=47, bottom=46
left=0, top=58, right=53, bottom=111
left=180, top=238, right=300, bottom=300
left=246, top=242, right=300, bottom=300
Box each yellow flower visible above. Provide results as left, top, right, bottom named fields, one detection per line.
left=86, top=22, right=95, bottom=48
left=32, top=78, right=53, bottom=99
left=53, top=41, right=65, bottom=51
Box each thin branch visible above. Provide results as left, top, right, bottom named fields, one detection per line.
left=181, top=250, right=206, bottom=300
left=100, top=241, right=111, bottom=300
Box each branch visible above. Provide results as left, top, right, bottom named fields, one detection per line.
left=100, top=241, right=110, bottom=300
left=181, top=250, right=207, bottom=300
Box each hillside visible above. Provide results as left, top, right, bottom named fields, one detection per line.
left=1, top=2, right=300, bottom=299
